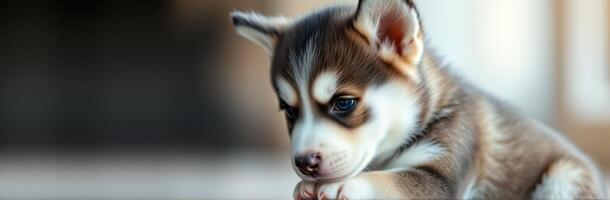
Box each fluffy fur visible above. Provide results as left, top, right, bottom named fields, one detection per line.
left=231, top=0, right=607, bottom=199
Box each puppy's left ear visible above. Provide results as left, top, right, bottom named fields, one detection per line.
left=353, top=0, right=424, bottom=76
left=231, top=11, right=290, bottom=54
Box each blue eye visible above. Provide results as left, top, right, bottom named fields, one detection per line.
left=333, top=98, right=356, bottom=112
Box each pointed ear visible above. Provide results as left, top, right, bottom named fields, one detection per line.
left=231, top=11, right=290, bottom=54
left=353, top=0, right=424, bottom=75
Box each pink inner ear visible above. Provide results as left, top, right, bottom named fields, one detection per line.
left=377, top=12, right=407, bottom=55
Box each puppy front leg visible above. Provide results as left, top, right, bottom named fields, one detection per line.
left=294, top=171, right=403, bottom=200
left=294, top=168, right=454, bottom=199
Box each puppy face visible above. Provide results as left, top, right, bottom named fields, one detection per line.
left=232, top=0, right=425, bottom=181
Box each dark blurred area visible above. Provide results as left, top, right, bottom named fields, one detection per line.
left=0, top=0, right=240, bottom=150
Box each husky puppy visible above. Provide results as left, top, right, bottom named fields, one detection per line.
left=231, top=0, right=607, bottom=199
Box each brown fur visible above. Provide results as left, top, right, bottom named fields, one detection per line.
left=232, top=1, right=607, bottom=199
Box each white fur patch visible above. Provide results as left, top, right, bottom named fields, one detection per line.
left=384, top=140, right=445, bottom=171
left=312, top=72, right=338, bottom=103
left=533, top=120, right=607, bottom=197
left=461, top=175, right=479, bottom=199
left=363, top=82, right=421, bottom=165
left=378, top=39, right=398, bottom=61
left=277, top=78, right=297, bottom=106
left=289, top=39, right=318, bottom=155
left=532, top=160, right=586, bottom=200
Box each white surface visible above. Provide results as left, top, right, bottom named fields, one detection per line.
left=0, top=151, right=607, bottom=199
left=0, top=151, right=299, bottom=199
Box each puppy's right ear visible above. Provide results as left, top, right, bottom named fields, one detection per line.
left=353, top=0, right=424, bottom=78
left=231, top=11, right=290, bottom=54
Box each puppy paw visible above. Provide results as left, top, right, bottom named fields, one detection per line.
left=294, top=172, right=398, bottom=200
left=294, top=181, right=316, bottom=200
left=316, top=178, right=372, bottom=200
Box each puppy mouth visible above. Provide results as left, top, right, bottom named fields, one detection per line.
left=303, top=149, right=373, bottom=182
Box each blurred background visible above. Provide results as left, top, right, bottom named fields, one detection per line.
left=0, top=0, right=608, bottom=199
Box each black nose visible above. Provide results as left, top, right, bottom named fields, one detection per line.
left=295, top=153, right=321, bottom=176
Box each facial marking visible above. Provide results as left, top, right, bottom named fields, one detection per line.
left=312, top=72, right=338, bottom=103
left=289, top=38, right=317, bottom=90
left=277, top=78, right=297, bottom=106
left=290, top=39, right=318, bottom=154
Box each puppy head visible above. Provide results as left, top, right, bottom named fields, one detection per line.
left=232, top=0, right=425, bottom=181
